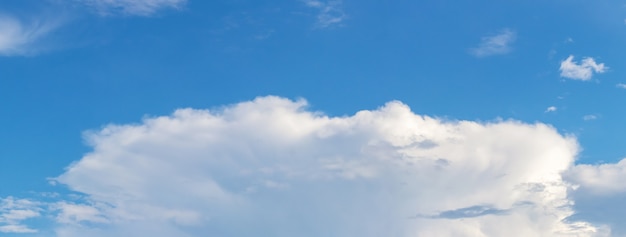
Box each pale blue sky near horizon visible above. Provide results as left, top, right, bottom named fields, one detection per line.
left=2, top=0, right=626, bottom=236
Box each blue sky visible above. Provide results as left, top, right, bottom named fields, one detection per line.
left=2, top=0, right=626, bottom=236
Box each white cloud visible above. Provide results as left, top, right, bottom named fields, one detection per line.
left=560, top=55, right=607, bottom=81
left=303, top=0, right=347, bottom=28
left=546, top=106, right=557, bottom=113
left=470, top=29, right=516, bottom=57
left=0, top=15, right=60, bottom=56
left=78, top=0, right=187, bottom=16
left=47, top=96, right=609, bottom=236
left=616, top=83, right=626, bottom=89
left=0, top=197, right=42, bottom=233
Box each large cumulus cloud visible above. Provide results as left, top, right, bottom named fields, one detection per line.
left=49, top=96, right=610, bottom=236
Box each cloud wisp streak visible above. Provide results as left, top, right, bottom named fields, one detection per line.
left=0, top=0, right=185, bottom=57
left=470, top=29, right=516, bottom=57
left=303, top=0, right=347, bottom=28
left=560, top=55, right=608, bottom=81
left=0, top=15, right=61, bottom=56
left=78, top=0, right=187, bottom=16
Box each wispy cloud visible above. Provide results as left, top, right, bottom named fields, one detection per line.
left=617, top=83, right=626, bottom=89
left=0, top=15, right=60, bottom=56
left=583, top=114, right=598, bottom=121
left=303, top=0, right=347, bottom=28
left=469, top=29, right=516, bottom=57
left=0, top=0, right=184, bottom=57
left=78, top=0, right=187, bottom=16
left=0, top=197, right=42, bottom=233
left=559, top=55, right=607, bottom=81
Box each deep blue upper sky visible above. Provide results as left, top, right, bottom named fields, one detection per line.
left=1, top=0, right=626, bottom=219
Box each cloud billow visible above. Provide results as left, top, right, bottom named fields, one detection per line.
left=43, top=96, right=609, bottom=237
left=559, top=55, right=607, bottom=81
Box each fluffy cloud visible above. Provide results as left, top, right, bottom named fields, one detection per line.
left=0, top=197, right=42, bottom=233
left=303, top=0, right=347, bottom=28
left=470, top=29, right=516, bottom=57
left=546, top=106, right=558, bottom=113
left=0, top=15, right=60, bottom=56
left=46, top=96, right=609, bottom=237
left=560, top=55, right=607, bottom=81
left=78, top=0, right=187, bottom=16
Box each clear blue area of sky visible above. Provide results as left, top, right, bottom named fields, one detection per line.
left=1, top=0, right=626, bottom=198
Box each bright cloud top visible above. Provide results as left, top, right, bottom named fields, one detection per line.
left=303, top=0, right=347, bottom=28
left=560, top=55, right=608, bottom=81
left=78, top=0, right=187, bottom=16
left=470, top=29, right=516, bottom=57
left=0, top=15, right=59, bottom=56
left=45, top=96, right=609, bottom=237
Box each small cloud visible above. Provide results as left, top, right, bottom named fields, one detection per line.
left=79, top=0, right=187, bottom=16
left=617, top=83, right=626, bottom=89
left=559, top=55, right=607, bottom=81
left=302, top=0, right=347, bottom=28
left=583, top=115, right=598, bottom=121
left=469, top=29, right=516, bottom=57
left=0, top=15, right=60, bottom=56
left=565, top=37, right=574, bottom=43
left=545, top=106, right=557, bottom=113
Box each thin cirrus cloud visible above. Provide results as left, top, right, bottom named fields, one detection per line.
left=469, top=29, right=517, bottom=57
left=8, top=96, right=623, bottom=236
left=559, top=55, right=608, bottom=81
left=78, top=0, right=188, bottom=16
left=0, top=0, right=186, bottom=57
left=0, top=15, right=61, bottom=56
left=303, top=0, right=347, bottom=28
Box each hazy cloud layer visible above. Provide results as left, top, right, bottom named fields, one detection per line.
left=470, top=29, right=516, bottom=57
left=43, top=96, right=612, bottom=236
left=560, top=55, right=607, bottom=81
